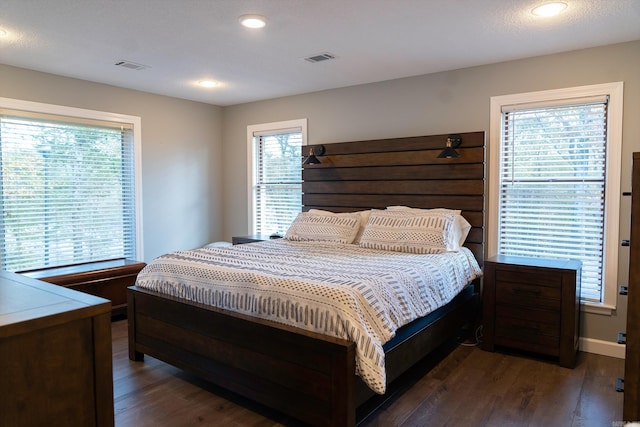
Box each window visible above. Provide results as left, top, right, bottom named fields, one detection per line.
left=0, top=98, right=143, bottom=272
left=489, top=82, right=623, bottom=310
left=247, top=119, right=307, bottom=235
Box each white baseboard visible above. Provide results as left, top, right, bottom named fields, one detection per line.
left=579, top=337, right=626, bottom=359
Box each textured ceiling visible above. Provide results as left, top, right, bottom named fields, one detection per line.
left=0, top=0, right=639, bottom=106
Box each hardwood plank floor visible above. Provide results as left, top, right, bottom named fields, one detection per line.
left=112, top=319, right=625, bottom=426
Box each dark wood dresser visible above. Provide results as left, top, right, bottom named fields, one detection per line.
left=482, top=255, right=581, bottom=368
left=19, top=258, right=146, bottom=317
left=622, top=151, right=640, bottom=420
left=0, top=271, right=114, bottom=426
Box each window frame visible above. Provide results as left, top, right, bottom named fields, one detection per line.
left=0, top=96, right=144, bottom=264
left=246, top=118, right=308, bottom=234
left=488, top=82, right=624, bottom=313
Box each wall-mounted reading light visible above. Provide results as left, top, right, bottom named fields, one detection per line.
left=437, top=135, right=462, bottom=159
left=302, top=145, right=325, bottom=165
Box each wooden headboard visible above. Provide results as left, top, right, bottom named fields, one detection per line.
left=302, top=131, right=485, bottom=264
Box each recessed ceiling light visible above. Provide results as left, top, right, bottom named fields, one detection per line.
left=239, top=14, right=267, bottom=29
left=531, top=2, right=568, bottom=17
left=198, top=80, right=219, bottom=88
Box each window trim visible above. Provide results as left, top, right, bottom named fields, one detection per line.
left=488, top=82, right=624, bottom=313
left=0, top=96, right=144, bottom=262
left=246, top=118, right=308, bottom=234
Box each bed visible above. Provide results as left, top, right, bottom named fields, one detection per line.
left=127, top=131, right=485, bottom=426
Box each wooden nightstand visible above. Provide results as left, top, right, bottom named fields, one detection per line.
left=19, top=258, right=146, bottom=318
left=482, top=255, right=581, bottom=368
left=232, top=234, right=275, bottom=245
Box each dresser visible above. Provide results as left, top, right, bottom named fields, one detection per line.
left=19, top=258, right=146, bottom=317
left=622, top=151, right=640, bottom=420
left=0, top=271, right=114, bottom=426
left=482, top=255, right=581, bottom=368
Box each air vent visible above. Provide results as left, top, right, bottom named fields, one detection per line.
left=304, top=53, right=336, bottom=63
left=114, top=60, right=150, bottom=71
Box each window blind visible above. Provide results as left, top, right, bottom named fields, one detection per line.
left=0, top=109, right=137, bottom=272
left=498, top=99, right=608, bottom=302
left=254, top=130, right=302, bottom=234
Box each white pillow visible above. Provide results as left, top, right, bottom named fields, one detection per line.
left=359, top=209, right=457, bottom=254
left=285, top=211, right=361, bottom=244
left=309, top=209, right=371, bottom=244
left=386, top=206, right=471, bottom=250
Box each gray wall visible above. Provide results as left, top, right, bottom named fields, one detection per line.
left=0, top=64, right=224, bottom=262
left=221, top=40, right=640, bottom=346
left=1, top=40, right=638, bottom=347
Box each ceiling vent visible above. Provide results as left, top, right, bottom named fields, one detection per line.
left=304, top=53, right=336, bottom=63
left=114, top=60, right=150, bottom=71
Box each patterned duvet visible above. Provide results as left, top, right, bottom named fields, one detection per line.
left=135, top=239, right=482, bottom=394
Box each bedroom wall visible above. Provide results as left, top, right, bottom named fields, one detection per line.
left=0, top=64, right=224, bottom=262
left=221, top=40, right=640, bottom=352
left=0, top=40, right=638, bottom=352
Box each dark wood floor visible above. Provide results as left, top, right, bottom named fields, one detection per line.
left=112, top=319, right=625, bottom=426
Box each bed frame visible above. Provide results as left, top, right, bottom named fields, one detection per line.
left=128, top=131, right=485, bottom=426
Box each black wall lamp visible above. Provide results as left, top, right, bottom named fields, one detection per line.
left=303, top=145, right=325, bottom=165
left=437, top=134, right=462, bottom=159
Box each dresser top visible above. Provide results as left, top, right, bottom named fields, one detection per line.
left=0, top=271, right=111, bottom=338
left=486, top=255, right=582, bottom=271
left=19, top=258, right=145, bottom=281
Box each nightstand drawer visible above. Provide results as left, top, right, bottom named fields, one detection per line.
left=496, top=305, right=560, bottom=325
left=495, top=281, right=561, bottom=310
left=495, top=324, right=560, bottom=356
left=495, top=268, right=563, bottom=288
left=496, top=312, right=559, bottom=338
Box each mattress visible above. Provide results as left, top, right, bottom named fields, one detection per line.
left=135, top=239, right=482, bottom=394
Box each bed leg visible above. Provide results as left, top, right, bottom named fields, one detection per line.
left=129, top=349, right=144, bottom=362
left=127, top=287, right=144, bottom=361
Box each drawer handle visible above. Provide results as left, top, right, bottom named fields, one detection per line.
left=520, top=325, right=540, bottom=334
left=513, top=288, right=541, bottom=296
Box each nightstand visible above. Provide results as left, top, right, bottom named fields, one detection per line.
left=482, top=255, right=581, bottom=368
left=232, top=234, right=275, bottom=245
left=19, top=259, right=146, bottom=318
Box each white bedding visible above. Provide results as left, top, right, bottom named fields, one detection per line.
left=135, top=239, right=482, bottom=394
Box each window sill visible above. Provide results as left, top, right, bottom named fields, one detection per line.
left=581, top=301, right=616, bottom=316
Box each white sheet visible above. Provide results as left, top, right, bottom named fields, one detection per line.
left=135, top=240, right=482, bottom=394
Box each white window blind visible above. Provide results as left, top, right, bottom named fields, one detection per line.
left=0, top=109, right=137, bottom=272
left=253, top=129, right=302, bottom=234
left=497, top=98, right=608, bottom=302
